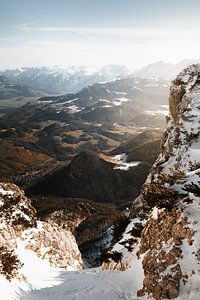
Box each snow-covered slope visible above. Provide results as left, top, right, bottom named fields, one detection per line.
left=103, top=64, right=200, bottom=299
left=0, top=183, right=83, bottom=299
left=19, top=266, right=144, bottom=300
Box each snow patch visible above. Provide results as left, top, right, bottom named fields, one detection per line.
left=112, top=153, right=140, bottom=171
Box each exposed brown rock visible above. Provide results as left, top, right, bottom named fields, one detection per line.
left=137, top=209, right=194, bottom=299
left=0, top=182, right=37, bottom=229
left=142, top=183, right=180, bottom=209
left=169, top=79, right=186, bottom=122
left=102, top=260, right=128, bottom=271
left=0, top=182, right=83, bottom=280
left=24, top=221, right=83, bottom=270
left=195, top=249, right=200, bottom=261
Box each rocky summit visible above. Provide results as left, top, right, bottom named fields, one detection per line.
left=103, top=64, right=200, bottom=299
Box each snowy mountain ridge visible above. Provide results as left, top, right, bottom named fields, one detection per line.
left=3, top=65, right=129, bottom=95
left=103, top=64, right=200, bottom=299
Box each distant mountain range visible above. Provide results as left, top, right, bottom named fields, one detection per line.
left=39, top=76, right=169, bottom=123
left=0, top=74, right=169, bottom=168
left=132, top=59, right=199, bottom=80
left=2, top=65, right=129, bottom=95
left=0, top=73, right=36, bottom=99
left=1, top=60, right=199, bottom=98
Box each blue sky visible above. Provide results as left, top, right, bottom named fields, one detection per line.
left=1, top=0, right=200, bottom=68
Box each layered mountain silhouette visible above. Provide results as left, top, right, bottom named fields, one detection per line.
left=3, top=65, right=129, bottom=95
left=0, top=73, right=35, bottom=99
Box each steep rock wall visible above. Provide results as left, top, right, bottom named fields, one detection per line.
left=104, top=64, right=200, bottom=299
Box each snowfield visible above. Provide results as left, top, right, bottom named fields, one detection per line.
left=4, top=262, right=200, bottom=299
left=0, top=234, right=144, bottom=300
left=19, top=266, right=144, bottom=300
left=0, top=242, right=144, bottom=300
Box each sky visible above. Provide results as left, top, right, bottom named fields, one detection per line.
left=1, top=0, right=200, bottom=69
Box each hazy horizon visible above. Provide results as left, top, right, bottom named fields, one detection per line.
left=0, top=59, right=199, bottom=73
left=1, top=0, right=200, bottom=69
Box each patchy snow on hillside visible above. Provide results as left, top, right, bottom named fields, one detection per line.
left=67, top=105, right=82, bottom=113
left=113, top=97, right=130, bottom=106
left=145, top=109, right=169, bottom=116
left=112, top=153, right=140, bottom=170
left=98, top=99, right=111, bottom=103
left=101, top=105, right=113, bottom=108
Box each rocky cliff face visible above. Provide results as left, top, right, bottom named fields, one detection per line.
left=104, top=64, right=200, bottom=299
left=0, top=183, right=83, bottom=282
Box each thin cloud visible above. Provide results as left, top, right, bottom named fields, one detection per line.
left=12, top=21, right=41, bottom=32
left=2, top=23, right=200, bottom=69
left=14, top=25, right=200, bottom=40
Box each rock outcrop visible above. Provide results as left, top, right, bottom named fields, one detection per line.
left=0, top=183, right=83, bottom=281
left=104, top=64, right=200, bottom=299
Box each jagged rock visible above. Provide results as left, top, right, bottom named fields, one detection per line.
left=104, top=64, right=200, bottom=299
left=0, top=182, right=36, bottom=229
left=0, top=183, right=83, bottom=281
left=136, top=209, right=193, bottom=299
left=21, top=221, right=83, bottom=270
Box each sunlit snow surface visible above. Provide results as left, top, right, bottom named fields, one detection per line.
left=0, top=233, right=144, bottom=300
left=20, top=266, right=144, bottom=300
left=0, top=246, right=62, bottom=300
left=6, top=258, right=200, bottom=300
left=145, top=105, right=169, bottom=116
left=1, top=251, right=144, bottom=300
left=1, top=219, right=143, bottom=300
left=0, top=233, right=81, bottom=300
